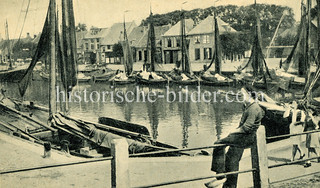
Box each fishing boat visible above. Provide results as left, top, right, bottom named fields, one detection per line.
left=0, top=0, right=182, bottom=157
left=199, top=14, right=233, bottom=87
left=90, top=68, right=117, bottom=82
left=110, top=20, right=135, bottom=85
left=39, top=71, right=92, bottom=83
left=249, top=0, right=318, bottom=141
left=166, top=12, right=199, bottom=85
left=136, top=11, right=169, bottom=86
left=234, top=1, right=279, bottom=90
left=276, top=1, right=311, bottom=90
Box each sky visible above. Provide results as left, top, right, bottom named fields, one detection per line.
left=0, top=0, right=308, bottom=40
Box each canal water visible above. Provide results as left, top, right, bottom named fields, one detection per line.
left=0, top=80, right=281, bottom=148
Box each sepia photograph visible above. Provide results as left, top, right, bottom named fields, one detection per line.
left=0, top=0, right=320, bottom=187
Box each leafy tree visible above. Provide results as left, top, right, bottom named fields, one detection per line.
left=112, top=42, right=123, bottom=63
left=140, top=4, right=296, bottom=48
left=12, top=40, right=37, bottom=60
left=76, top=23, right=87, bottom=31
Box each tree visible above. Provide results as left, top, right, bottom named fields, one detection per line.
left=76, top=23, right=87, bottom=31
left=112, top=42, right=123, bottom=63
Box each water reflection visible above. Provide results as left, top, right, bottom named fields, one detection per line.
left=1, top=81, right=246, bottom=148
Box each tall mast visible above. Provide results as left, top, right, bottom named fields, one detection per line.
left=5, top=20, right=12, bottom=69
left=306, top=0, right=311, bottom=79
left=149, top=10, right=156, bottom=72
left=180, top=11, right=185, bottom=72
left=318, top=0, right=320, bottom=63
left=49, top=0, right=56, bottom=115
left=214, top=12, right=222, bottom=74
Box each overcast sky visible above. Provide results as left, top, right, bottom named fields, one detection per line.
left=0, top=0, right=308, bottom=40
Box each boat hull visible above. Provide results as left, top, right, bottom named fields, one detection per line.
left=0, top=68, right=27, bottom=82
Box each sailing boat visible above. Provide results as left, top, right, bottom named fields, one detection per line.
left=277, top=1, right=311, bottom=89
left=167, top=11, right=198, bottom=85
left=0, top=0, right=181, bottom=157
left=234, top=1, right=277, bottom=90
left=0, top=20, right=28, bottom=82
left=111, top=20, right=135, bottom=85
left=200, top=14, right=233, bottom=86
left=136, top=11, right=168, bottom=86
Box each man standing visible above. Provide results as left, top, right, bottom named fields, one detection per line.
left=205, top=87, right=265, bottom=188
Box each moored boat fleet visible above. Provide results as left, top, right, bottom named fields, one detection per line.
left=0, top=0, right=319, bottom=161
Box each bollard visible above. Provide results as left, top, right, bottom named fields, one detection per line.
left=111, top=138, right=130, bottom=188
left=251, top=126, right=269, bottom=188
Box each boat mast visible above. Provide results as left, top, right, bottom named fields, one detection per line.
left=5, top=20, right=12, bottom=69
left=149, top=10, right=156, bottom=72
left=318, top=0, right=320, bottom=63
left=304, top=0, right=311, bottom=82
left=180, top=11, right=185, bottom=72
left=49, top=0, right=56, bottom=116
left=213, top=12, right=222, bottom=74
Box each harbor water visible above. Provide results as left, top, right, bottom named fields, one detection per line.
left=0, top=80, right=287, bottom=149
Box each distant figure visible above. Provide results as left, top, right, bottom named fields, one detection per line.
left=279, top=59, right=283, bottom=69
left=283, top=101, right=305, bottom=161
left=303, top=110, right=320, bottom=167
left=205, top=87, right=265, bottom=188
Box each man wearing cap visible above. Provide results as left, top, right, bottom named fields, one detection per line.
left=205, top=87, right=265, bottom=188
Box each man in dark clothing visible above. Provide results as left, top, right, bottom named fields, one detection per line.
left=205, top=87, right=265, bottom=188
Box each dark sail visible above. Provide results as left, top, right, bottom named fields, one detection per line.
left=60, top=0, right=77, bottom=93
left=240, top=18, right=270, bottom=78
left=180, top=12, right=191, bottom=74
left=282, top=4, right=307, bottom=76
left=122, top=22, right=133, bottom=76
left=148, top=12, right=156, bottom=72
left=18, top=4, right=52, bottom=97
left=205, top=15, right=222, bottom=74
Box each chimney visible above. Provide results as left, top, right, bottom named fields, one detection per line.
left=26, top=32, right=30, bottom=38
left=33, top=34, right=37, bottom=39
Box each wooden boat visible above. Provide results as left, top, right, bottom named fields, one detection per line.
left=136, top=72, right=169, bottom=86
left=199, top=14, right=234, bottom=87
left=0, top=66, right=28, bottom=82
left=91, top=68, right=117, bottom=82
left=40, top=71, right=92, bottom=83
left=136, top=12, right=170, bottom=86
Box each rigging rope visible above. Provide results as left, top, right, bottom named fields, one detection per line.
left=16, top=0, right=31, bottom=47
left=13, top=0, right=26, bottom=40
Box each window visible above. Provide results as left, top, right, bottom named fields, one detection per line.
left=195, top=48, right=200, bottom=60
left=97, top=44, right=100, bottom=49
left=91, top=44, right=94, bottom=50
left=138, top=51, right=142, bottom=61
left=204, top=48, right=212, bottom=60
left=91, top=39, right=94, bottom=43
left=176, top=38, right=181, bottom=47
left=107, top=45, right=111, bottom=50
left=85, top=43, right=89, bottom=50
left=203, top=35, right=210, bottom=44
left=97, top=39, right=100, bottom=43
left=103, top=47, right=105, bottom=52
left=194, top=36, right=200, bottom=44
left=167, top=38, right=172, bottom=47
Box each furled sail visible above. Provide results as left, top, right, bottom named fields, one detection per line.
left=240, top=17, right=271, bottom=78
left=148, top=12, right=156, bottom=72
left=122, top=22, right=133, bottom=76
left=282, top=5, right=307, bottom=76
left=59, top=0, right=77, bottom=93
left=204, top=14, right=222, bottom=74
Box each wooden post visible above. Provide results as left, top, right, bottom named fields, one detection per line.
left=111, top=138, right=129, bottom=188
left=251, top=126, right=269, bottom=188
